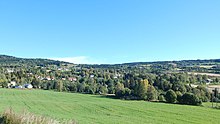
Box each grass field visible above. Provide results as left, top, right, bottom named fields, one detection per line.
left=0, top=89, right=220, bottom=124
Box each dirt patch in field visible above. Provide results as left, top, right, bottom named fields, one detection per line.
left=188, top=72, right=220, bottom=77
left=207, top=85, right=220, bottom=92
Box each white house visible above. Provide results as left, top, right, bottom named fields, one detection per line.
left=68, top=77, right=77, bottom=82
left=7, top=69, right=14, bottom=73
left=8, top=81, right=16, bottom=88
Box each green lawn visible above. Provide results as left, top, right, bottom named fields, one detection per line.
left=0, top=89, right=219, bottom=124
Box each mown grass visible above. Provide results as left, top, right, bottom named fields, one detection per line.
left=0, top=89, right=220, bottom=124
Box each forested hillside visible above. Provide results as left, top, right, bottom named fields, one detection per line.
left=0, top=55, right=70, bottom=67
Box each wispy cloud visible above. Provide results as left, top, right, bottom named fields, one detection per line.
left=49, top=56, right=103, bottom=64
left=49, top=56, right=147, bottom=64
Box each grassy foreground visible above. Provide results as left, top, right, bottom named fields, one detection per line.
left=0, top=89, right=219, bottom=124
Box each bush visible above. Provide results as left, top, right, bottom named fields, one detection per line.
left=176, top=91, right=183, bottom=103
left=158, top=95, right=166, bottom=102
left=146, top=86, right=157, bottom=101
left=0, top=108, right=76, bottom=124
left=165, top=90, right=177, bottom=103
left=116, top=88, right=131, bottom=99
left=180, top=93, right=202, bottom=106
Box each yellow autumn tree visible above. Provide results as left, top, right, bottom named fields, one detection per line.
left=138, top=79, right=149, bottom=100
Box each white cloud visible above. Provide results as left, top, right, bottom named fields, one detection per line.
left=49, top=56, right=103, bottom=64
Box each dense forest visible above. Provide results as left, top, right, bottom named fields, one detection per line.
left=0, top=55, right=220, bottom=106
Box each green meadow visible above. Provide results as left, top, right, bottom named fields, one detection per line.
left=0, top=89, right=219, bottom=124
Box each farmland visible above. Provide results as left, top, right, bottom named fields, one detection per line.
left=188, top=72, right=220, bottom=77
left=0, top=89, right=220, bottom=124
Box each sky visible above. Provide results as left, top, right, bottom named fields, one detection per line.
left=0, top=0, right=220, bottom=64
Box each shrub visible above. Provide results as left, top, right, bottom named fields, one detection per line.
left=0, top=108, right=76, bottom=124
left=158, top=95, right=166, bottom=102
left=176, top=91, right=183, bottom=103
left=165, top=90, right=177, bottom=103
left=180, top=93, right=202, bottom=106
left=146, top=86, right=157, bottom=101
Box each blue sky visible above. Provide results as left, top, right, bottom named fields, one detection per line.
left=0, top=0, right=220, bottom=64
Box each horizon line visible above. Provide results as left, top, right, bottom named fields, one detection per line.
left=1, top=54, right=220, bottom=65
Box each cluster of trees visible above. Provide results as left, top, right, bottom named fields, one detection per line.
left=165, top=90, right=201, bottom=105
left=113, top=73, right=213, bottom=105
left=0, top=55, right=220, bottom=106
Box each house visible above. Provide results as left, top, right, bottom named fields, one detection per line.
left=8, top=81, right=16, bottom=88
left=206, top=79, right=213, bottom=85
left=15, top=85, right=23, bottom=89
left=27, top=73, right=33, bottom=76
left=113, top=76, right=118, bottom=79
left=188, top=84, right=198, bottom=88
left=24, top=84, right=33, bottom=89
left=64, top=68, right=69, bottom=71
left=44, top=77, right=52, bottom=81
left=68, top=77, right=77, bottom=82
left=7, top=69, right=14, bottom=73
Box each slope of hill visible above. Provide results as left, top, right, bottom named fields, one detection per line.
left=0, top=54, right=220, bottom=68
left=0, top=55, right=71, bottom=67
left=0, top=89, right=219, bottom=124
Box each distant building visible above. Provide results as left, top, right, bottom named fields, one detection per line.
left=7, top=69, right=14, bottom=73
left=15, top=85, right=23, bottom=89
left=206, top=79, right=213, bottom=85
left=44, top=77, right=51, bottom=81
left=68, top=77, right=77, bottom=82
left=24, top=84, right=33, bottom=89
left=188, top=84, right=198, bottom=88
left=8, top=81, right=16, bottom=88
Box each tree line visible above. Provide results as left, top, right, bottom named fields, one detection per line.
left=0, top=55, right=220, bottom=106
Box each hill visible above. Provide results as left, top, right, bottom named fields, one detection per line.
left=0, top=89, right=219, bottom=124
left=0, top=55, right=220, bottom=107
left=1, top=54, right=220, bottom=66
left=0, top=55, right=220, bottom=71
left=0, top=55, right=71, bottom=67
